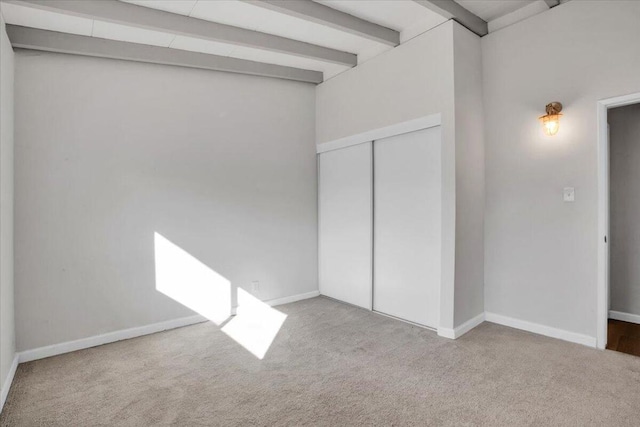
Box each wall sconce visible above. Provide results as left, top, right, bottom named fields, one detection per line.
left=540, top=102, right=563, bottom=136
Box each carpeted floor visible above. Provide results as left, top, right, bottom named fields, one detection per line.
left=2, top=296, right=640, bottom=426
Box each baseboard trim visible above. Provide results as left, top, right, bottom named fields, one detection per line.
left=438, top=312, right=485, bottom=339
left=436, top=327, right=455, bottom=339
left=18, top=314, right=208, bottom=363
left=609, top=310, right=640, bottom=325
left=265, top=290, right=320, bottom=307
left=17, top=290, right=320, bottom=364
left=1, top=354, right=19, bottom=412
left=485, top=312, right=596, bottom=348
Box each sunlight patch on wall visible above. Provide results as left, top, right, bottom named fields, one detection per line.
left=222, top=288, right=287, bottom=359
left=154, top=232, right=232, bottom=325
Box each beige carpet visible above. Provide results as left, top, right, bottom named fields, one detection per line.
left=2, top=297, right=640, bottom=426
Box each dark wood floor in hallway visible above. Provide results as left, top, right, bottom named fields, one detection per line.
left=607, top=319, right=640, bottom=357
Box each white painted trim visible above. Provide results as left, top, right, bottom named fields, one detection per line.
left=596, top=92, right=640, bottom=350
left=16, top=290, right=320, bottom=364
left=596, top=100, right=608, bottom=350
left=598, top=92, right=640, bottom=109
left=436, top=326, right=455, bottom=339
left=609, top=310, right=640, bottom=325
left=1, top=354, right=19, bottom=412
left=437, top=312, right=485, bottom=339
left=1, top=355, right=19, bottom=411
left=18, top=314, right=208, bottom=363
left=368, top=143, right=374, bottom=311
left=263, top=290, right=320, bottom=307
left=316, top=114, right=441, bottom=154
left=485, top=312, right=596, bottom=348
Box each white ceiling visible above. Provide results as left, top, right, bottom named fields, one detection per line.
left=455, top=0, right=538, bottom=22
left=0, top=0, right=557, bottom=81
left=317, top=1, right=448, bottom=43
left=1, top=2, right=94, bottom=36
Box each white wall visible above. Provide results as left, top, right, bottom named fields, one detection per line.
left=14, top=52, right=317, bottom=352
left=0, top=13, right=15, bottom=403
left=316, top=21, right=486, bottom=330
left=316, top=22, right=458, bottom=329
left=609, top=103, right=640, bottom=316
left=483, top=0, right=640, bottom=337
left=315, top=22, right=455, bottom=146
left=316, top=21, right=484, bottom=328
left=452, top=23, right=485, bottom=326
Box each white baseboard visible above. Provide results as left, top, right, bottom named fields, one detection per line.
left=265, top=290, right=320, bottom=307
left=438, top=312, right=485, bottom=339
left=1, top=354, right=19, bottom=412
left=18, top=314, right=208, bottom=363
left=609, top=310, right=640, bottom=325
left=436, top=327, right=455, bottom=339
left=17, top=290, right=321, bottom=364
left=485, top=312, right=597, bottom=348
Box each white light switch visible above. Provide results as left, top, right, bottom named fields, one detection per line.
left=563, top=187, right=575, bottom=202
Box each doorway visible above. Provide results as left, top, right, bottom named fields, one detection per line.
left=606, top=102, right=640, bottom=357
left=597, top=93, right=640, bottom=352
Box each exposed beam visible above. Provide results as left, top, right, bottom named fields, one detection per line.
left=544, top=0, right=560, bottom=8
left=240, top=0, right=399, bottom=46
left=412, top=0, right=488, bottom=37
left=6, top=25, right=324, bottom=84
left=4, top=0, right=357, bottom=66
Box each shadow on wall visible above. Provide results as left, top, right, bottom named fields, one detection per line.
left=153, top=232, right=286, bottom=359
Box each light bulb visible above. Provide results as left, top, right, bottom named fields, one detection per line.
left=543, top=117, right=560, bottom=136
left=539, top=104, right=562, bottom=136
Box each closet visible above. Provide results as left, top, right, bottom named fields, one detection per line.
left=318, top=126, right=441, bottom=328
left=318, top=142, right=372, bottom=309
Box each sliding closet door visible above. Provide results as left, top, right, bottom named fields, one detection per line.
left=318, top=143, right=372, bottom=309
left=373, top=127, right=441, bottom=328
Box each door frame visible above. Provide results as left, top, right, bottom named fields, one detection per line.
left=316, top=113, right=442, bottom=319
left=596, top=92, right=640, bottom=349
left=316, top=114, right=441, bottom=154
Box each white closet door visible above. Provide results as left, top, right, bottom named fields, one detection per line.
left=373, top=127, right=441, bottom=328
left=319, top=143, right=372, bottom=309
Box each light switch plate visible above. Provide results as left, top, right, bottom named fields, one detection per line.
left=563, top=187, right=575, bottom=202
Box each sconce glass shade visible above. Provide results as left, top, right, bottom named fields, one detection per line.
left=540, top=113, right=562, bottom=136
left=539, top=102, right=563, bottom=136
